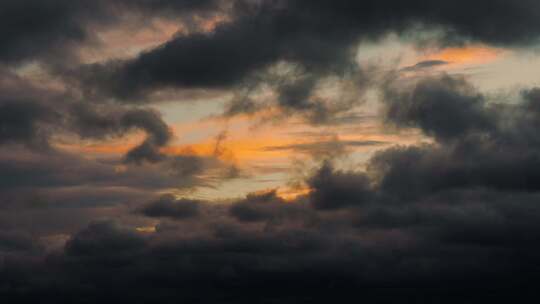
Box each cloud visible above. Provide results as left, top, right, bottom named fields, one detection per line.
left=64, top=220, right=146, bottom=256
left=0, top=0, right=224, bottom=65
left=73, top=0, right=540, bottom=102
left=69, top=103, right=173, bottom=163
left=138, top=194, right=201, bottom=219
left=382, top=75, right=494, bottom=141
left=376, top=74, right=540, bottom=198
left=307, top=161, right=374, bottom=210
left=0, top=68, right=173, bottom=162
left=0, top=69, right=239, bottom=239
left=263, top=138, right=386, bottom=158
left=0, top=231, right=42, bottom=254
left=400, top=60, right=450, bottom=72
left=228, top=190, right=309, bottom=222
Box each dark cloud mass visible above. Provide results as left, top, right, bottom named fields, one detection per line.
left=0, top=0, right=224, bottom=64
left=378, top=75, right=540, bottom=196
left=3, top=1, right=540, bottom=303
left=138, top=194, right=201, bottom=219
left=383, top=75, right=494, bottom=141
left=75, top=0, right=540, bottom=101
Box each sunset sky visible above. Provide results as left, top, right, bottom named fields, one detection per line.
left=2, top=1, right=540, bottom=303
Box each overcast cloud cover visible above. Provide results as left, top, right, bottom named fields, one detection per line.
left=2, top=0, right=540, bottom=303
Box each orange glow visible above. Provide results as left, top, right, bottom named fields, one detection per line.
left=55, top=113, right=420, bottom=168
left=195, top=14, right=231, bottom=32
left=163, top=135, right=294, bottom=161
left=52, top=110, right=425, bottom=201
left=55, top=133, right=146, bottom=156
left=424, top=45, right=504, bottom=66
left=276, top=186, right=312, bottom=201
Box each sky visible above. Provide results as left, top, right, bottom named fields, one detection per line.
left=2, top=1, right=540, bottom=303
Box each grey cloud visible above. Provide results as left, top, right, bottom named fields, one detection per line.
left=3, top=2, right=540, bottom=302
left=138, top=194, right=201, bottom=219
left=376, top=75, right=540, bottom=198
left=69, top=104, right=173, bottom=164
left=400, top=60, right=450, bottom=72
left=383, top=75, right=494, bottom=141
left=0, top=69, right=173, bottom=162
left=75, top=0, right=540, bottom=102
left=0, top=231, right=42, bottom=254
left=228, top=190, right=306, bottom=222
left=263, top=139, right=386, bottom=158
left=64, top=220, right=146, bottom=257
left=0, top=0, right=225, bottom=65
left=308, top=161, right=374, bottom=210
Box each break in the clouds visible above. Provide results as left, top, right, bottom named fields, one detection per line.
left=3, top=1, right=540, bottom=303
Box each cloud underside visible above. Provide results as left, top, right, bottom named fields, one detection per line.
left=3, top=0, right=540, bottom=303
left=4, top=74, right=540, bottom=302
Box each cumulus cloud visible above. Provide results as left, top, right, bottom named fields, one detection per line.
left=382, top=75, right=494, bottom=141
left=138, top=194, right=201, bottom=219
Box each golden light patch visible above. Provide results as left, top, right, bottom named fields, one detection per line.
left=136, top=226, right=157, bottom=233
left=163, top=136, right=295, bottom=162
left=425, top=45, right=505, bottom=66
left=276, top=186, right=312, bottom=201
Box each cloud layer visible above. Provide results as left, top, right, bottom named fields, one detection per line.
left=2, top=1, right=540, bottom=303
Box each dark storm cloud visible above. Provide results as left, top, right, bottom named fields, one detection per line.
left=2, top=100, right=173, bottom=163
left=3, top=166, right=540, bottom=302
left=0, top=69, right=61, bottom=148
left=0, top=69, right=237, bottom=238
left=64, top=220, right=146, bottom=256
left=75, top=0, right=540, bottom=102
left=138, top=194, right=201, bottom=219
left=308, top=161, right=374, bottom=210
left=0, top=145, right=213, bottom=237
left=383, top=75, right=494, bottom=141
left=0, top=0, right=101, bottom=64
left=69, top=103, right=173, bottom=163
left=5, top=1, right=540, bottom=302
left=0, top=69, right=232, bottom=228
left=46, top=71, right=540, bottom=302
left=228, top=190, right=306, bottom=222
left=0, top=149, right=206, bottom=192
left=0, top=231, right=42, bottom=254
left=0, top=100, right=57, bottom=148
left=0, top=0, right=224, bottom=65
left=376, top=74, right=540, bottom=199
left=119, top=109, right=172, bottom=163
left=122, top=0, right=221, bottom=13
left=0, top=67, right=174, bottom=163
left=5, top=184, right=540, bottom=302
left=6, top=0, right=540, bottom=68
